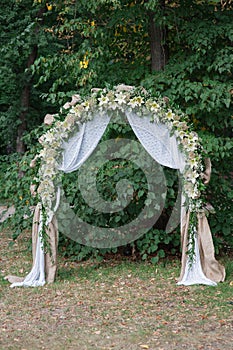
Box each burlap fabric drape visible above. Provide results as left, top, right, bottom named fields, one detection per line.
left=178, top=211, right=225, bottom=283
left=177, top=158, right=225, bottom=283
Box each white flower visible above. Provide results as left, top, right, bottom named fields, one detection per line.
left=30, top=184, right=37, bottom=197
left=46, top=157, right=57, bottom=166
left=175, top=130, right=186, bottom=140
left=81, top=100, right=91, bottom=111
left=37, top=179, right=54, bottom=194
left=115, top=92, right=127, bottom=105
left=30, top=156, right=38, bottom=168
left=165, top=110, right=175, bottom=120
left=62, top=120, right=71, bottom=131
left=128, top=96, right=144, bottom=108
left=39, top=164, right=57, bottom=178
left=44, top=114, right=55, bottom=125
left=38, top=148, right=48, bottom=159
left=148, top=101, right=160, bottom=112
left=50, top=141, right=60, bottom=149
left=98, top=95, right=109, bottom=106
left=108, top=100, right=118, bottom=110
left=188, top=142, right=198, bottom=152
left=187, top=158, right=199, bottom=169
left=189, top=131, right=199, bottom=142
left=70, top=105, right=84, bottom=116
left=70, top=94, right=80, bottom=106
left=63, top=102, right=71, bottom=110
left=44, top=131, right=55, bottom=143
left=185, top=169, right=200, bottom=184
left=190, top=187, right=200, bottom=199
left=62, top=114, right=76, bottom=130
left=115, top=84, right=134, bottom=92
left=184, top=182, right=200, bottom=199
left=128, top=98, right=138, bottom=108
left=181, top=137, right=195, bottom=151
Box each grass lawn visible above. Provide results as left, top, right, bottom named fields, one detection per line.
left=0, top=228, right=232, bottom=350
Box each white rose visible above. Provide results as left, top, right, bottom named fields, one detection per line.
left=30, top=184, right=37, bottom=197
left=44, top=114, right=55, bottom=125
left=116, top=84, right=134, bottom=92
left=30, top=157, right=38, bottom=168
left=70, top=94, right=81, bottom=106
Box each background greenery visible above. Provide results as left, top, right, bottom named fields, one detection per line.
left=0, top=0, right=232, bottom=262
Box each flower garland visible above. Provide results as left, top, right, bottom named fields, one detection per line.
left=32, top=84, right=206, bottom=263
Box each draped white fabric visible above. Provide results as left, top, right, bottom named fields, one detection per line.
left=10, top=212, right=46, bottom=288
left=177, top=233, right=217, bottom=286
left=11, top=110, right=216, bottom=287
left=126, top=111, right=186, bottom=171
left=58, top=113, right=111, bottom=173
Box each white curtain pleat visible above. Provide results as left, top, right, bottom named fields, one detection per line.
left=126, top=111, right=185, bottom=171
left=58, top=113, right=111, bottom=173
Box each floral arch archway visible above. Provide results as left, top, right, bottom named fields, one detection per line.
left=6, top=85, right=225, bottom=288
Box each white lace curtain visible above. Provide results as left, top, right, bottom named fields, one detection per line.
left=58, top=113, right=111, bottom=173
left=9, top=110, right=224, bottom=287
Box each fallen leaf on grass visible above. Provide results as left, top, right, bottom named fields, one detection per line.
left=140, top=345, right=149, bottom=349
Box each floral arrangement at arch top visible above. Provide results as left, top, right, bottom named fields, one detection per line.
left=31, top=85, right=207, bottom=262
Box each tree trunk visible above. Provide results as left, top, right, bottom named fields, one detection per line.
left=16, top=7, right=46, bottom=153
left=16, top=44, right=38, bottom=154
left=148, top=2, right=168, bottom=72
left=16, top=93, right=29, bottom=154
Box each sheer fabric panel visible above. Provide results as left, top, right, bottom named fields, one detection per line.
left=126, top=111, right=185, bottom=171
left=10, top=207, right=46, bottom=288
left=58, top=113, right=111, bottom=173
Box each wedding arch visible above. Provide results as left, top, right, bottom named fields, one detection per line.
left=6, top=85, right=225, bottom=287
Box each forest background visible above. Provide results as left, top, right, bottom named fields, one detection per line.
left=0, top=0, right=232, bottom=262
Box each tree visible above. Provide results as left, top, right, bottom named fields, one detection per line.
left=0, top=0, right=56, bottom=154
left=0, top=0, right=232, bottom=254
left=142, top=0, right=233, bottom=248
left=147, top=0, right=168, bottom=71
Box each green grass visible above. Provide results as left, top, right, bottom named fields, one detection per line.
left=0, top=229, right=233, bottom=350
